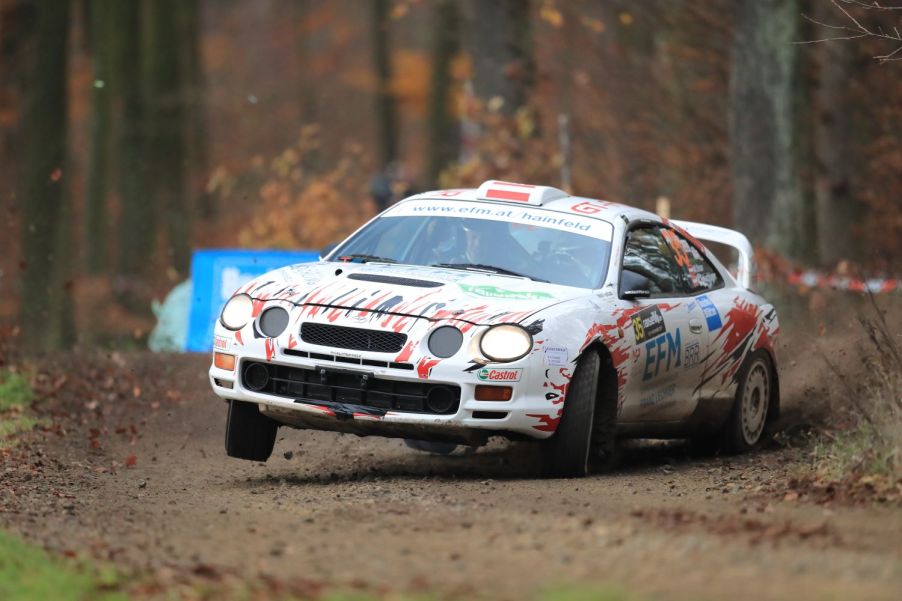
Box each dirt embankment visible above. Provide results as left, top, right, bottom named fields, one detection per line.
left=0, top=330, right=900, bottom=600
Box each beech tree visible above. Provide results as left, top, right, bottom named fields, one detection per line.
left=730, top=0, right=812, bottom=261
left=427, top=0, right=462, bottom=187
left=464, top=0, right=534, bottom=115
left=19, top=0, right=74, bottom=350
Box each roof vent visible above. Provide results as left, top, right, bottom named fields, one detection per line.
left=475, top=180, right=568, bottom=206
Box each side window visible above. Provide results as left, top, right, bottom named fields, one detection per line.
left=621, top=227, right=684, bottom=297
left=660, top=228, right=723, bottom=293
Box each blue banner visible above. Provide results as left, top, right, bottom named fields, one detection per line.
left=186, top=249, right=318, bottom=352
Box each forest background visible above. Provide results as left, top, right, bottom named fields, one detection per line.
left=1, top=0, right=899, bottom=351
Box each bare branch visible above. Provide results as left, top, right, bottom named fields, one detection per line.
left=802, top=0, right=902, bottom=63
left=795, top=33, right=871, bottom=45
left=841, top=0, right=902, bottom=10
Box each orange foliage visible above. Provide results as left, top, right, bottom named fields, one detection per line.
left=210, top=126, right=376, bottom=250
left=439, top=103, right=562, bottom=189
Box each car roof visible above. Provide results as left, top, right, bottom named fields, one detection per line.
left=401, top=180, right=660, bottom=225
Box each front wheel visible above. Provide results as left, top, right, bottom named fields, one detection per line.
left=722, top=351, right=773, bottom=454
left=542, top=351, right=600, bottom=478
left=225, top=399, right=278, bottom=461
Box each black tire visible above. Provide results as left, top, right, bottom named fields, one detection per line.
left=590, top=352, right=620, bottom=472
left=225, top=399, right=278, bottom=461
left=722, top=351, right=773, bottom=454
left=542, top=351, right=600, bottom=478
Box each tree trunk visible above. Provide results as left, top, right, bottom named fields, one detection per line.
left=371, top=0, right=398, bottom=178
left=84, top=0, right=112, bottom=274
left=730, top=0, right=811, bottom=260
left=19, top=0, right=73, bottom=351
left=812, top=1, right=857, bottom=267
left=426, top=0, right=461, bottom=187
left=143, top=0, right=190, bottom=275
left=115, top=0, right=152, bottom=283
left=297, top=0, right=318, bottom=126
left=464, top=0, right=534, bottom=115
left=178, top=0, right=212, bottom=219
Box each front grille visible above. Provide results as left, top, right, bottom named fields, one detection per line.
left=301, top=322, right=407, bottom=353
left=242, top=361, right=460, bottom=415
left=282, top=348, right=413, bottom=371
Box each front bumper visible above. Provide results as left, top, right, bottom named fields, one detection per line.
left=209, top=349, right=558, bottom=444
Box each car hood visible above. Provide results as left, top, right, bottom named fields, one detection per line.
left=236, top=262, right=588, bottom=326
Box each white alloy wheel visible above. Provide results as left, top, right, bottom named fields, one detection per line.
left=739, top=358, right=770, bottom=446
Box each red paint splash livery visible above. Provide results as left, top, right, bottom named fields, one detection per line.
left=699, top=296, right=771, bottom=390
left=526, top=413, right=561, bottom=432
left=529, top=367, right=573, bottom=432
left=416, top=357, right=442, bottom=379
left=251, top=295, right=270, bottom=318
left=579, top=305, right=651, bottom=410
left=264, top=338, right=276, bottom=361
left=394, top=341, right=416, bottom=363
left=718, top=298, right=758, bottom=356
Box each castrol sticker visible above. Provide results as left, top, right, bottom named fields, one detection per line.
left=477, top=368, right=522, bottom=382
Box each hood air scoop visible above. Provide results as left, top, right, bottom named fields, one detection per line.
left=347, top=273, right=444, bottom=288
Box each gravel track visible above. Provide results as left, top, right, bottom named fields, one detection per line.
left=1, top=352, right=900, bottom=600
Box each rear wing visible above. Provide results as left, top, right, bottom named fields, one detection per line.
left=671, top=219, right=753, bottom=289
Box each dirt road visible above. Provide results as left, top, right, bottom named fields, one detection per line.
left=2, top=352, right=900, bottom=600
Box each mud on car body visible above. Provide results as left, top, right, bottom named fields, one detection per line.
left=209, top=180, right=780, bottom=477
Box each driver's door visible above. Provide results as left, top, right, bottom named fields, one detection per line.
left=617, top=226, right=708, bottom=423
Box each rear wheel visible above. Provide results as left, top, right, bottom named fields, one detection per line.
left=722, top=352, right=772, bottom=454
left=225, top=400, right=278, bottom=461
left=542, top=351, right=600, bottom=478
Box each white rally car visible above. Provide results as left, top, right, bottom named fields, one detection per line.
left=209, top=180, right=780, bottom=477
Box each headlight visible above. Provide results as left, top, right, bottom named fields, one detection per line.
left=479, top=324, right=532, bottom=363
left=220, top=294, right=253, bottom=331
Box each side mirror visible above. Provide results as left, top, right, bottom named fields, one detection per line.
left=620, top=268, right=654, bottom=300
left=319, top=242, right=338, bottom=259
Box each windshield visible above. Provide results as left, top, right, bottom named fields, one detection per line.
left=330, top=200, right=613, bottom=288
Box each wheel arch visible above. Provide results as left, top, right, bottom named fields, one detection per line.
left=579, top=340, right=619, bottom=414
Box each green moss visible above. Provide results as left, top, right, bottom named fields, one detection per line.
left=0, top=531, right=128, bottom=601
left=0, top=371, right=41, bottom=448
left=0, top=371, right=34, bottom=412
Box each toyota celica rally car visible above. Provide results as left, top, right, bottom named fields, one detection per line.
left=209, top=180, right=780, bottom=477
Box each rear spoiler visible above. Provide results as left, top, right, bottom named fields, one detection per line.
left=671, top=219, right=753, bottom=289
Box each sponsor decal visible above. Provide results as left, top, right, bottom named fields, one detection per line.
left=643, top=329, right=682, bottom=381
left=683, top=341, right=700, bottom=368
left=388, top=199, right=614, bottom=241
left=640, top=383, right=676, bottom=407
left=214, top=335, right=231, bottom=351
left=570, top=200, right=620, bottom=214
left=631, top=305, right=666, bottom=343
left=460, top=284, right=554, bottom=301
left=543, top=345, right=569, bottom=366
left=696, top=295, right=722, bottom=331
left=477, top=367, right=522, bottom=382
